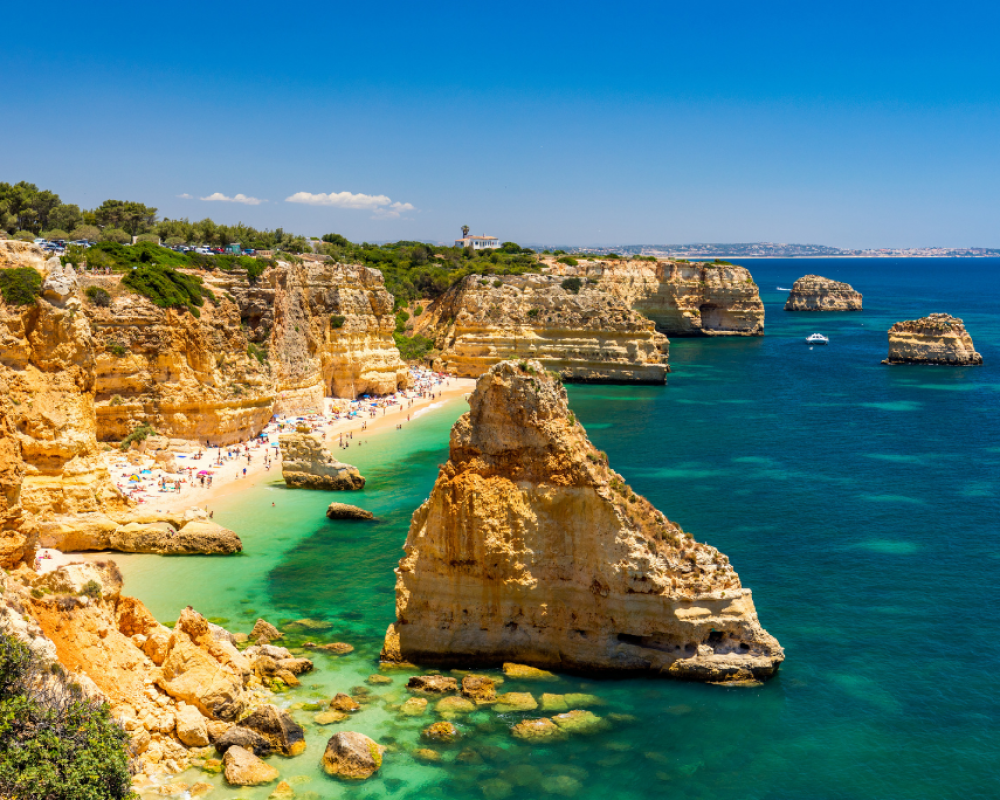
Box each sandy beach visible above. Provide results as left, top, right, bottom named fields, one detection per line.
left=34, top=374, right=474, bottom=573
left=142, top=375, right=475, bottom=516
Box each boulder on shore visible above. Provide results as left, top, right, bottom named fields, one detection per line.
left=326, top=502, right=374, bottom=520
left=223, top=745, right=279, bottom=786
left=239, top=704, right=306, bottom=757
left=279, top=433, right=365, bottom=490
left=882, top=313, right=982, bottom=366
left=381, top=359, right=784, bottom=683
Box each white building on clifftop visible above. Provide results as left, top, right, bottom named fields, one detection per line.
left=455, top=234, right=500, bottom=250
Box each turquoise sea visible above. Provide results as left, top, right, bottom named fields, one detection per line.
left=117, top=258, right=1000, bottom=800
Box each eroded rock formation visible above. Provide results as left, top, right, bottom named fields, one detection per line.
left=280, top=433, right=365, bottom=490
left=547, top=259, right=765, bottom=336
left=882, top=313, right=982, bottom=366
left=221, top=260, right=410, bottom=414
left=784, top=275, right=862, bottom=311
left=383, top=360, right=783, bottom=682
left=0, top=251, right=130, bottom=563
left=421, top=274, right=669, bottom=383
left=85, top=284, right=275, bottom=445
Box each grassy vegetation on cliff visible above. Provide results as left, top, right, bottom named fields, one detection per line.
left=0, top=267, right=43, bottom=305
left=0, top=633, right=136, bottom=800
left=63, top=243, right=275, bottom=285
left=121, top=265, right=215, bottom=317
left=317, top=238, right=542, bottom=308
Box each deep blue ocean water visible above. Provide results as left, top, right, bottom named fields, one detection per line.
left=118, top=258, right=999, bottom=799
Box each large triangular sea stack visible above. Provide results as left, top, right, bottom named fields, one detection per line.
left=382, top=360, right=783, bottom=682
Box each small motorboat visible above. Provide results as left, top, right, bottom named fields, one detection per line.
left=777, top=286, right=792, bottom=291
left=805, top=333, right=829, bottom=345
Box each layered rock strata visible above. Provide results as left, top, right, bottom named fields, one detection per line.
left=83, top=280, right=275, bottom=446
left=882, top=314, right=982, bottom=366
left=383, top=360, right=783, bottom=682
left=83, top=257, right=410, bottom=445
left=784, top=275, right=862, bottom=311
left=547, top=259, right=764, bottom=336
left=1, top=252, right=130, bottom=562
left=228, top=260, right=410, bottom=412
left=280, top=433, right=365, bottom=490
left=422, top=274, right=669, bottom=383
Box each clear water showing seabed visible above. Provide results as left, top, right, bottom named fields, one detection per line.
left=115, top=258, right=1000, bottom=800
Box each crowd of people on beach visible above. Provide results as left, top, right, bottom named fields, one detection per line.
left=108, top=367, right=459, bottom=505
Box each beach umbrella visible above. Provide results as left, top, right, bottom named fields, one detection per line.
left=197, top=470, right=212, bottom=476
left=140, top=469, right=152, bottom=474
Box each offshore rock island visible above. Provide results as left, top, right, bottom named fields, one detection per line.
left=784, top=275, right=863, bottom=311
left=382, top=360, right=784, bottom=682
left=882, top=313, right=983, bottom=366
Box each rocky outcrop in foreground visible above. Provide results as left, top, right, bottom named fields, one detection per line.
left=423, top=274, right=669, bottom=383
left=784, top=275, right=862, bottom=311
left=547, top=259, right=764, bottom=336
left=0, top=561, right=310, bottom=778
left=279, top=433, right=365, bottom=490
left=39, top=508, right=242, bottom=554
left=882, top=314, right=982, bottom=366
left=383, top=360, right=784, bottom=682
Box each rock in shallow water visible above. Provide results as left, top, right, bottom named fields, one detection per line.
left=321, top=731, right=384, bottom=780
left=326, top=502, right=374, bottom=520
left=280, top=433, right=365, bottom=490
left=223, top=745, right=279, bottom=786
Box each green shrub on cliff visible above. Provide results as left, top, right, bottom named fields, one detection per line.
left=394, top=332, right=435, bottom=361
left=560, top=277, right=583, bottom=294
left=0, top=633, right=136, bottom=800
left=122, top=264, right=214, bottom=317
left=0, top=267, right=43, bottom=306
left=119, top=424, right=156, bottom=451
left=85, top=286, right=112, bottom=307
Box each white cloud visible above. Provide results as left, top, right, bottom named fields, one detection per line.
left=177, top=193, right=193, bottom=199
left=372, top=201, right=416, bottom=220
left=199, top=192, right=265, bottom=205
left=285, top=191, right=415, bottom=218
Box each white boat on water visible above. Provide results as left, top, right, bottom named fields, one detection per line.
left=777, top=286, right=792, bottom=291
left=805, top=333, right=829, bottom=345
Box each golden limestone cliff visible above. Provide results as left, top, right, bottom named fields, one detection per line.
left=84, top=280, right=275, bottom=446
left=883, top=313, right=982, bottom=366
left=382, top=360, right=784, bottom=683
left=421, top=274, right=669, bottom=383
left=547, top=259, right=765, bottom=336
left=245, top=260, right=411, bottom=414
left=0, top=369, right=34, bottom=569
left=0, top=250, right=129, bottom=557
left=784, top=274, right=863, bottom=311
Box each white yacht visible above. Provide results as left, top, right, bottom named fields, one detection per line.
left=805, top=333, right=829, bottom=345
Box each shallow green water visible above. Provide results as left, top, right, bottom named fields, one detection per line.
left=117, top=258, right=1000, bottom=799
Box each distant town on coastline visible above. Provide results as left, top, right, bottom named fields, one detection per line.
left=3, top=180, right=996, bottom=259
left=525, top=242, right=1000, bottom=258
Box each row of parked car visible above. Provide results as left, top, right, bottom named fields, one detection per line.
left=30, top=238, right=255, bottom=258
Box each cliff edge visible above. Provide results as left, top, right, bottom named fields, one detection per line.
left=423, top=274, right=668, bottom=384
left=882, top=313, right=982, bottom=366
left=382, top=360, right=783, bottom=683
left=784, top=275, right=862, bottom=311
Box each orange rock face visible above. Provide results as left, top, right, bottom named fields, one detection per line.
left=383, top=360, right=783, bottom=683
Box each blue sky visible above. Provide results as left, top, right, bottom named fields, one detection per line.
left=4, top=0, right=999, bottom=247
